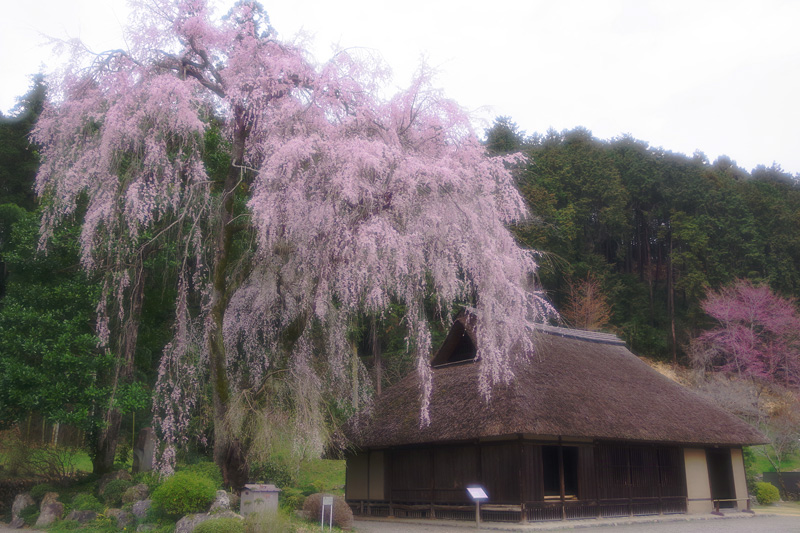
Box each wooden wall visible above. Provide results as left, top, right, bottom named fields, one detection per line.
left=353, top=439, right=687, bottom=507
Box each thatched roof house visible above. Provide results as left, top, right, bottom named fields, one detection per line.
left=345, top=313, right=766, bottom=523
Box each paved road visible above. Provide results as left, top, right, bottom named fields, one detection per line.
left=353, top=514, right=800, bottom=532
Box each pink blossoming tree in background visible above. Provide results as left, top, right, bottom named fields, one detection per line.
left=34, top=0, right=553, bottom=486
left=691, top=279, right=800, bottom=387
left=691, top=280, right=800, bottom=491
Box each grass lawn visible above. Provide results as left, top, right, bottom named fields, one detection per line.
left=297, top=458, right=346, bottom=495
left=748, top=447, right=800, bottom=474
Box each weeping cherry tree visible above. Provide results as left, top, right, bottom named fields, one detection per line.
left=33, top=0, right=553, bottom=487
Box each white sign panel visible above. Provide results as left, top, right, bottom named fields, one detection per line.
left=322, top=496, right=333, bottom=506
left=466, top=486, right=488, bottom=500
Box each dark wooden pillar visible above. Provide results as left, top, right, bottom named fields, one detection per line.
left=387, top=449, right=394, bottom=517
left=430, top=447, right=436, bottom=518
left=366, top=451, right=371, bottom=515
left=518, top=435, right=526, bottom=523
left=558, top=439, right=566, bottom=520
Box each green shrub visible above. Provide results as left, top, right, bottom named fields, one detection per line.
left=19, top=505, right=39, bottom=526
left=755, top=481, right=781, bottom=504
left=132, top=470, right=162, bottom=493
left=30, top=482, right=57, bottom=502
left=743, top=447, right=759, bottom=493
left=115, top=440, right=132, bottom=464
left=71, top=492, right=104, bottom=512
left=248, top=459, right=296, bottom=488
left=299, top=479, right=324, bottom=496
left=279, top=487, right=305, bottom=511
left=178, top=461, right=223, bottom=489
left=194, top=517, right=245, bottom=533
left=102, top=478, right=133, bottom=506
left=244, top=511, right=296, bottom=533
left=151, top=472, right=216, bottom=518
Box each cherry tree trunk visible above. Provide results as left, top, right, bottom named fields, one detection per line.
left=93, top=264, right=145, bottom=474
left=208, top=117, right=248, bottom=490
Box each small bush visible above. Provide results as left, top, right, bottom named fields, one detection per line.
left=244, top=511, right=295, bottom=533
left=71, top=492, right=104, bottom=512
left=178, top=461, right=223, bottom=489
left=0, top=430, right=34, bottom=477
left=102, top=478, right=133, bottom=506
left=151, top=472, right=216, bottom=518
left=132, top=470, right=162, bottom=493
left=302, top=493, right=352, bottom=529
left=30, top=483, right=58, bottom=502
left=249, top=459, right=296, bottom=488
left=299, top=479, right=324, bottom=496
left=27, top=445, right=80, bottom=481
left=755, top=481, right=781, bottom=504
left=19, top=504, right=39, bottom=526
left=115, top=440, right=132, bottom=464
left=279, top=487, right=305, bottom=511
left=194, top=517, right=245, bottom=533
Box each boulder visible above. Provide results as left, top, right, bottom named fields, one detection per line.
left=122, top=483, right=150, bottom=504
left=9, top=517, right=25, bottom=529
left=228, top=491, right=240, bottom=510
left=66, top=509, right=98, bottom=523
left=41, top=491, right=60, bottom=506
left=35, top=501, right=64, bottom=527
left=209, top=490, right=231, bottom=513
left=132, top=498, right=152, bottom=519
left=11, top=493, right=35, bottom=522
left=107, top=508, right=136, bottom=529
left=175, top=510, right=243, bottom=533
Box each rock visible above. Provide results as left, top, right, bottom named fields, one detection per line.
left=35, top=501, right=64, bottom=527
left=11, top=493, right=35, bottom=522
left=117, top=510, right=136, bottom=529
left=41, top=491, right=60, bottom=506
left=99, top=470, right=132, bottom=495
left=122, top=483, right=150, bottom=504
left=209, top=490, right=231, bottom=513
left=132, top=427, right=156, bottom=473
left=137, top=525, right=156, bottom=532
left=66, top=509, right=98, bottom=523
left=228, top=491, right=239, bottom=510
left=9, top=517, right=25, bottom=529
left=106, top=508, right=136, bottom=529
left=175, top=510, right=243, bottom=533
left=132, top=499, right=152, bottom=519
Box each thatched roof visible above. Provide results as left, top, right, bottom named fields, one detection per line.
left=350, top=315, right=767, bottom=448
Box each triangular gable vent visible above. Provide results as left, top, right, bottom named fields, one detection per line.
left=430, top=312, right=478, bottom=367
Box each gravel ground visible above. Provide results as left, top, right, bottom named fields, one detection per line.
left=353, top=513, right=800, bottom=533
left=2, top=510, right=797, bottom=532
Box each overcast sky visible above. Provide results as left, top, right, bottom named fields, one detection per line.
left=2, top=0, right=799, bottom=175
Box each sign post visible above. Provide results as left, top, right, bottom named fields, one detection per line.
left=320, top=495, right=333, bottom=531
left=466, top=486, right=488, bottom=528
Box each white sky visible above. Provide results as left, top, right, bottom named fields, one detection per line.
left=2, top=0, right=799, bottom=175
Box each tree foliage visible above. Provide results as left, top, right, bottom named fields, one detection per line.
left=0, top=211, right=106, bottom=437
left=691, top=280, right=800, bottom=386
left=33, top=0, right=552, bottom=484
left=501, top=125, right=800, bottom=360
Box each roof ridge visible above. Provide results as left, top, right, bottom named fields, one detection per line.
left=535, top=323, right=627, bottom=346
